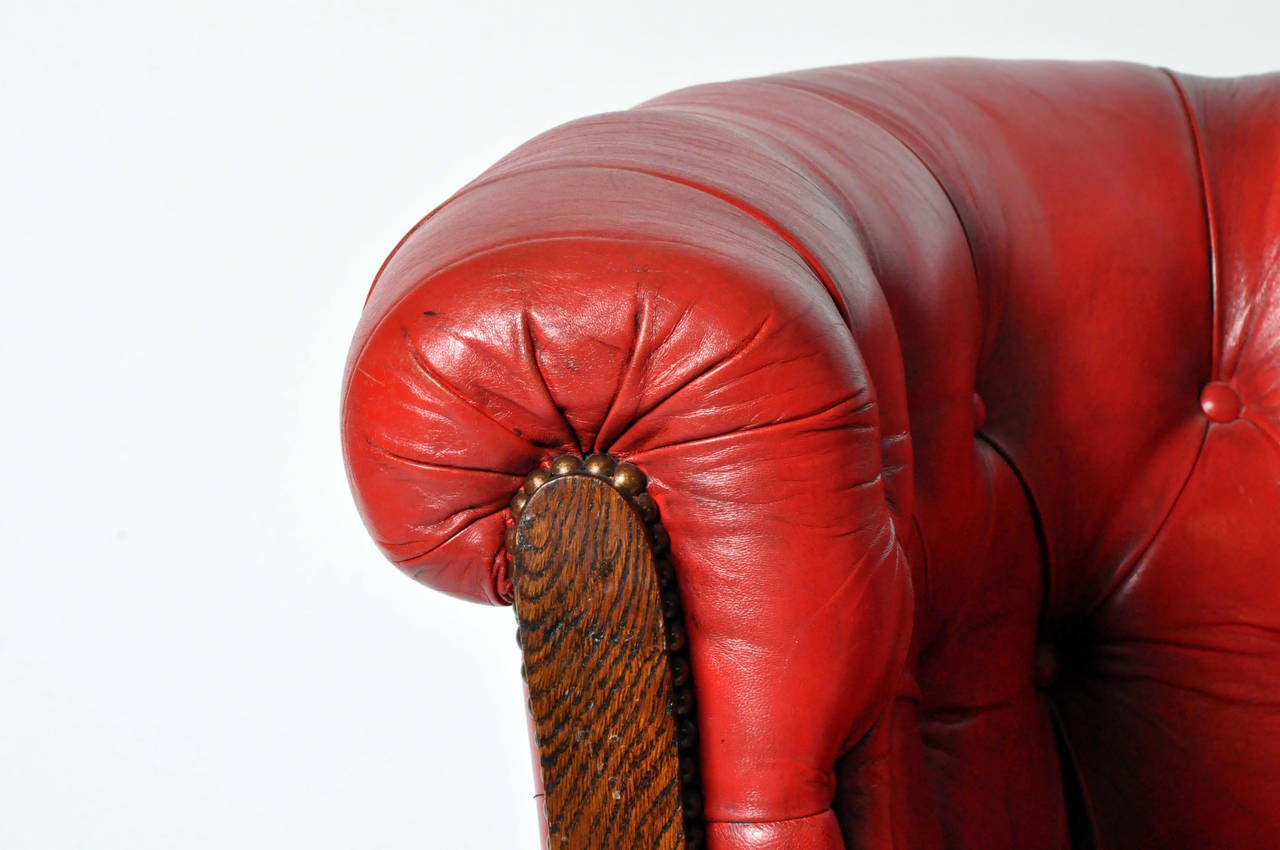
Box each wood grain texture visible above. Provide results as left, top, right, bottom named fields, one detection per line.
left=512, top=471, right=690, bottom=850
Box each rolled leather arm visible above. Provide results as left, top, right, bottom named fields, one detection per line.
left=341, top=86, right=937, bottom=847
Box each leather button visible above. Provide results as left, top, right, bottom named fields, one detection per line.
left=1200, top=381, right=1242, bottom=422
left=972, top=392, right=987, bottom=431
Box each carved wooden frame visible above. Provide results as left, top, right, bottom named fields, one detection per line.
left=507, top=453, right=704, bottom=850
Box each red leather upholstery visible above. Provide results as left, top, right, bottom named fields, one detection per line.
left=341, top=60, right=1280, bottom=849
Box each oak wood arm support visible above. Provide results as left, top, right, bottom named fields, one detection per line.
left=508, top=453, right=704, bottom=850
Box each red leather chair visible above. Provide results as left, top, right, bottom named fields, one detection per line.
left=341, top=59, right=1280, bottom=849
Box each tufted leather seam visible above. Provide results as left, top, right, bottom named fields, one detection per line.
left=1047, top=703, right=1100, bottom=850
left=636, top=100, right=888, bottom=273
left=1242, top=416, right=1280, bottom=454
left=1084, top=421, right=1211, bottom=623
left=420, top=157, right=912, bottom=504
left=595, top=280, right=647, bottom=455
left=1162, top=68, right=1222, bottom=381
left=347, top=229, right=816, bottom=409
left=975, top=431, right=1053, bottom=635
left=629, top=100, right=898, bottom=344
left=401, top=325, right=533, bottom=445
left=518, top=305, right=585, bottom=454
left=449, top=161, right=855, bottom=330
left=757, top=78, right=989, bottom=372
left=746, top=77, right=993, bottom=645
left=350, top=233, right=709, bottom=398
left=708, top=808, right=836, bottom=827
left=1080, top=74, right=1220, bottom=623
left=636, top=100, right=917, bottom=517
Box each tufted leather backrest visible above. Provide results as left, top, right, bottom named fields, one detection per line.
left=343, top=60, right=1280, bottom=848
left=639, top=62, right=1280, bottom=846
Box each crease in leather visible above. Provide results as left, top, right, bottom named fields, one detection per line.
left=632, top=99, right=886, bottom=311
left=595, top=278, right=647, bottom=451
left=605, top=313, right=775, bottom=452
left=976, top=431, right=1054, bottom=636
left=707, top=809, right=845, bottom=850
left=518, top=304, right=585, bottom=453
left=402, top=325, right=534, bottom=445
left=781, top=67, right=1217, bottom=639
left=386, top=505, right=507, bottom=567
left=1048, top=702, right=1101, bottom=850
left=465, top=159, right=853, bottom=330
left=347, top=231, right=694, bottom=400
left=637, top=100, right=868, bottom=225
left=758, top=77, right=989, bottom=367
left=1083, top=65, right=1223, bottom=626
left=632, top=394, right=874, bottom=458
left=362, top=439, right=522, bottom=478
left=1241, top=415, right=1280, bottom=454
left=710, top=808, right=837, bottom=827
left=634, top=99, right=920, bottom=519
left=1082, top=419, right=1211, bottom=623
left=1162, top=68, right=1222, bottom=379
left=346, top=227, right=811, bottom=406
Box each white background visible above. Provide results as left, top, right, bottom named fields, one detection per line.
left=2, top=2, right=1275, bottom=848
